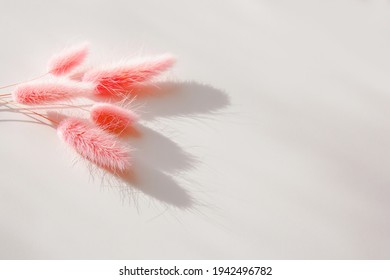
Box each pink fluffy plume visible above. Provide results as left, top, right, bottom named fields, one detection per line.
left=47, top=42, right=89, bottom=76
left=82, top=54, right=175, bottom=98
left=90, top=103, right=138, bottom=135
left=57, top=117, right=131, bottom=172
left=12, top=78, right=93, bottom=105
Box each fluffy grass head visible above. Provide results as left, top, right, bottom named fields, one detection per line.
left=47, top=42, right=89, bottom=76
left=82, top=54, right=175, bottom=98
left=57, top=117, right=131, bottom=172
left=12, top=78, right=93, bottom=105
left=90, top=103, right=138, bottom=135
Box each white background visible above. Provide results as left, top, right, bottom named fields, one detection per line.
left=0, top=0, right=389, bottom=259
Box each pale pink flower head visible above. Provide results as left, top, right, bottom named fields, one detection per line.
left=47, top=42, right=90, bottom=76
left=12, top=78, right=94, bottom=105
left=82, top=54, right=175, bottom=98
left=90, top=103, right=138, bottom=135
left=57, top=117, right=131, bottom=172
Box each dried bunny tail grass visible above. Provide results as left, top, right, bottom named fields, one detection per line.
left=90, top=103, right=138, bottom=135
left=47, top=42, right=90, bottom=76
left=82, top=54, right=175, bottom=97
left=12, top=77, right=94, bottom=105
left=57, top=117, right=131, bottom=172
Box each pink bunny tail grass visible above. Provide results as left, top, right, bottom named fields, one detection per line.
left=47, top=42, right=89, bottom=76
left=82, top=54, right=175, bottom=98
left=90, top=103, right=138, bottom=135
left=57, top=117, right=131, bottom=172
left=12, top=78, right=93, bottom=105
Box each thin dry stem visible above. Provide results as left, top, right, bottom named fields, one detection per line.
left=0, top=73, right=48, bottom=90
left=0, top=97, right=58, bottom=125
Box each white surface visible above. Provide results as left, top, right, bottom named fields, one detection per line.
left=0, top=0, right=389, bottom=259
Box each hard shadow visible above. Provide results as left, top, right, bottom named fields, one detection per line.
left=119, top=81, right=230, bottom=120
left=115, top=166, right=194, bottom=209
left=130, top=124, right=197, bottom=173
left=109, top=81, right=229, bottom=209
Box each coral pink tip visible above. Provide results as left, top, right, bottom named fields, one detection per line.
left=90, top=103, right=138, bottom=135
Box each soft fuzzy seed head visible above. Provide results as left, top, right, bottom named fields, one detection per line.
left=90, top=103, right=138, bottom=135
left=48, top=42, right=89, bottom=76
left=12, top=78, right=93, bottom=105
left=82, top=54, right=175, bottom=97
left=57, top=117, right=131, bottom=172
